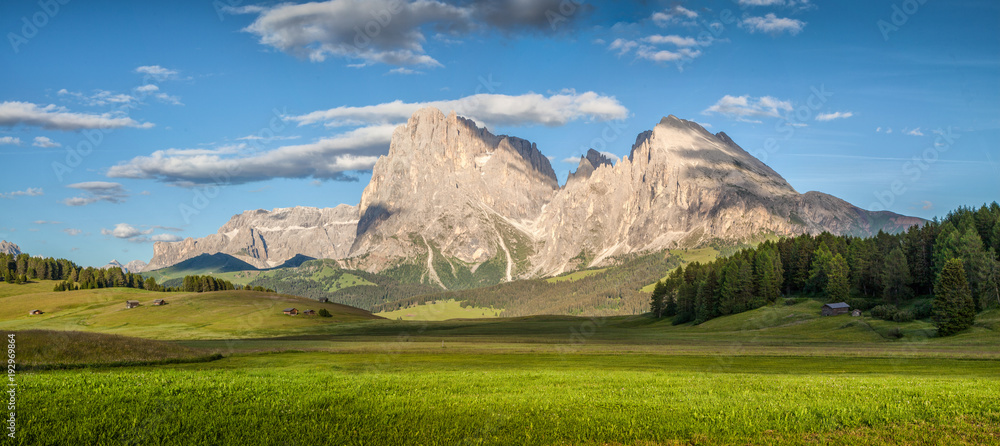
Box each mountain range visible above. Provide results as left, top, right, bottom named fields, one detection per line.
left=147, top=108, right=922, bottom=288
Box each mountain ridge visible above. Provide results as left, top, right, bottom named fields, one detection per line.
left=147, top=108, right=923, bottom=283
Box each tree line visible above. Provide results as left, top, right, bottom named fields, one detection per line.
left=650, top=203, right=1000, bottom=336
left=1, top=251, right=273, bottom=294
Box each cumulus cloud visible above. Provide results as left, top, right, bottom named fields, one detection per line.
left=240, top=0, right=585, bottom=67
left=112, top=91, right=627, bottom=186
left=0, top=101, right=154, bottom=131
left=815, top=111, right=853, bottom=121
left=63, top=182, right=129, bottom=206
left=63, top=228, right=82, bottom=236
left=651, top=5, right=698, bottom=27
left=739, top=0, right=785, bottom=5
left=0, top=187, right=43, bottom=199
left=108, top=125, right=394, bottom=185
left=101, top=223, right=151, bottom=239
left=57, top=88, right=136, bottom=107
left=0, top=136, right=21, bottom=146
left=135, top=65, right=179, bottom=80
left=150, top=233, right=183, bottom=242
left=635, top=46, right=701, bottom=63
left=608, top=38, right=638, bottom=55
left=906, top=127, right=924, bottom=136
left=703, top=95, right=793, bottom=121
left=642, top=34, right=699, bottom=46
left=32, top=136, right=60, bottom=148
left=740, top=14, right=806, bottom=35
left=288, top=91, right=629, bottom=127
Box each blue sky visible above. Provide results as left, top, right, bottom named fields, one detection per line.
left=1, top=0, right=997, bottom=267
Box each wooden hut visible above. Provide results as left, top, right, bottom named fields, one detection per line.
left=153, top=299, right=166, bottom=306
left=283, top=308, right=298, bottom=316
left=29, top=309, right=43, bottom=315
left=125, top=300, right=140, bottom=309
left=821, top=302, right=850, bottom=316
left=303, top=309, right=316, bottom=316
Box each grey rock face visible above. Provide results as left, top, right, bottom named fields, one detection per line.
left=124, top=260, right=147, bottom=273
left=0, top=241, right=20, bottom=256
left=146, top=204, right=358, bottom=270
left=147, top=108, right=921, bottom=282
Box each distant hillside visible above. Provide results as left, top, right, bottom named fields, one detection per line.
left=0, top=282, right=380, bottom=339
left=142, top=253, right=260, bottom=284
left=248, top=259, right=440, bottom=311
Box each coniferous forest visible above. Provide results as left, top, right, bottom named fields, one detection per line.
left=650, top=203, right=1000, bottom=336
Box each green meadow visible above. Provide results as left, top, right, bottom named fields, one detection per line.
left=5, top=281, right=1000, bottom=445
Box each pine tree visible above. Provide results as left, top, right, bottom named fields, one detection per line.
left=933, top=258, right=976, bottom=336
left=826, top=254, right=850, bottom=302
left=848, top=238, right=874, bottom=296
left=881, top=246, right=912, bottom=303
left=808, top=242, right=833, bottom=293
left=649, top=280, right=666, bottom=318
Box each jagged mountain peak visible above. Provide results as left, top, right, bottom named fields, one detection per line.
left=0, top=241, right=20, bottom=256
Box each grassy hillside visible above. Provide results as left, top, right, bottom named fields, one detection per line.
left=141, top=253, right=259, bottom=283
left=0, top=281, right=379, bottom=340
left=376, top=298, right=504, bottom=320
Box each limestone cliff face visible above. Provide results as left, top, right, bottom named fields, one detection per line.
left=0, top=241, right=20, bottom=256
left=146, top=204, right=358, bottom=270
left=348, top=107, right=558, bottom=280
left=147, top=108, right=922, bottom=281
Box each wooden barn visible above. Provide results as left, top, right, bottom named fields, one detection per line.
left=283, top=308, right=298, bottom=316
left=303, top=309, right=316, bottom=316
left=153, top=299, right=166, bottom=306
left=821, top=302, right=850, bottom=316
left=29, top=309, right=43, bottom=315
left=125, top=300, right=140, bottom=309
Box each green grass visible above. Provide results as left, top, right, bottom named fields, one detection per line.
left=14, top=330, right=217, bottom=369
left=0, top=281, right=379, bottom=339
left=375, top=298, right=504, bottom=320
left=15, top=351, right=1000, bottom=445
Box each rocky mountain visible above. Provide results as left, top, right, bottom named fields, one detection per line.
left=148, top=108, right=922, bottom=285
left=145, top=204, right=358, bottom=270
left=125, top=260, right=147, bottom=273
left=101, top=260, right=126, bottom=271
left=0, top=241, right=20, bottom=256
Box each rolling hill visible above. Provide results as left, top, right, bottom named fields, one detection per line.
left=0, top=281, right=380, bottom=340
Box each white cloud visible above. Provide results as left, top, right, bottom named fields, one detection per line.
left=150, top=233, right=183, bottom=242
left=642, top=35, right=698, bottom=46
left=235, top=134, right=301, bottom=141
left=906, top=128, right=924, bottom=136
left=0, top=136, right=21, bottom=146
left=241, top=0, right=578, bottom=68
left=703, top=95, right=793, bottom=121
left=0, top=187, right=43, bottom=199
left=608, top=38, right=638, bottom=55
left=815, top=111, right=854, bottom=121
left=108, top=125, right=394, bottom=185
left=32, top=136, right=60, bottom=148
left=63, top=182, right=128, bottom=206
left=58, top=89, right=136, bottom=107
left=740, top=14, right=806, bottom=35
left=135, top=65, right=179, bottom=80
left=651, top=5, right=698, bottom=27
left=739, top=0, right=785, bottom=5
left=135, top=84, right=159, bottom=93
left=0, top=101, right=153, bottom=131
left=288, top=91, right=629, bottom=128
left=635, top=46, right=701, bottom=63
left=63, top=228, right=82, bottom=236
left=388, top=67, right=422, bottom=75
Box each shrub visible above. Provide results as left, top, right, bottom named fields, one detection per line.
left=318, top=308, right=332, bottom=318
left=892, top=309, right=915, bottom=323
left=870, top=305, right=899, bottom=320
left=846, top=298, right=878, bottom=311
left=887, top=327, right=904, bottom=339
left=914, top=301, right=933, bottom=319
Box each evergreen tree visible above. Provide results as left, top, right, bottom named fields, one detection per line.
left=933, top=258, right=976, bottom=336
left=826, top=254, right=850, bottom=302
left=808, top=242, right=833, bottom=293
left=881, top=246, right=912, bottom=303
left=649, top=280, right=666, bottom=318
left=718, top=261, right=739, bottom=315
left=848, top=238, right=874, bottom=296
left=694, top=266, right=719, bottom=323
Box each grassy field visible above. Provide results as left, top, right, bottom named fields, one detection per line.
left=545, top=268, right=608, bottom=283
left=376, top=298, right=504, bottom=320
left=15, top=351, right=1000, bottom=445
left=0, top=281, right=379, bottom=339
left=6, top=281, right=1000, bottom=445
